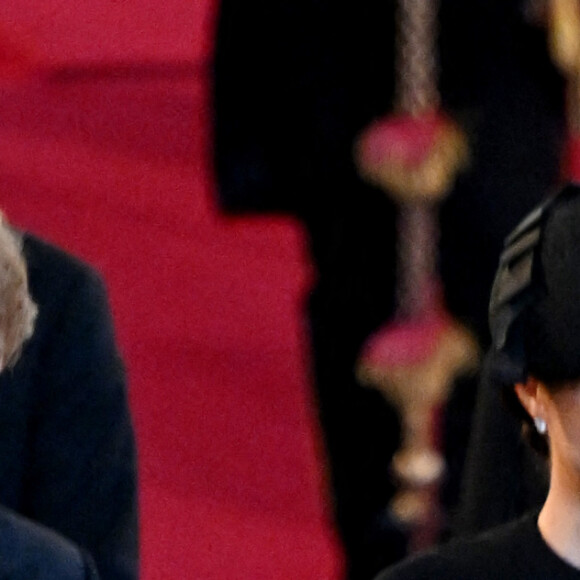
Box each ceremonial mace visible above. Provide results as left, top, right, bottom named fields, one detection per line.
left=354, top=0, right=479, bottom=551
left=546, top=0, right=580, bottom=180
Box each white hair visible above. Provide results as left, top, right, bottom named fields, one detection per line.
left=0, top=215, right=37, bottom=370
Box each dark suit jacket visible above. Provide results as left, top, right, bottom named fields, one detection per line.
left=0, top=234, right=138, bottom=580
left=0, top=505, right=98, bottom=579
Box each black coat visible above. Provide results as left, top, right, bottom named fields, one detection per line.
left=0, top=234, right=138, bottom=580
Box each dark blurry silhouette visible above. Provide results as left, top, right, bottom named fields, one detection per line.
left=213, top=1, right=565, bottom=577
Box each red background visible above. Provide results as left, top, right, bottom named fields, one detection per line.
left=0, top=3, right=342, bottom=578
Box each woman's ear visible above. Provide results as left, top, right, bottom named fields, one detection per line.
left=514, top=376, right=544, bottom=420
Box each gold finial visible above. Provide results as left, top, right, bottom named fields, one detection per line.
left=548, top=0, right=580, bottom=75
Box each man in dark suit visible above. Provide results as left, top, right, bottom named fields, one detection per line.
left=213, top=1, right=564, bottom=577
left=0, top=230, right=138, bottom=580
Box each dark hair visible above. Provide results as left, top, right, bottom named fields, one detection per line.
left=489, top=183, right=580, bottom=455
left=486, top=351, right=550, bottom=456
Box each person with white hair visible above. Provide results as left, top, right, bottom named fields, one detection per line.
left=0, top=214, right=138, bottom=579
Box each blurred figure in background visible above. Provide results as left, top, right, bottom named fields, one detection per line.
left=215, top=4, right=403, bottom=577
left=213, top=1, right=564, bottom=577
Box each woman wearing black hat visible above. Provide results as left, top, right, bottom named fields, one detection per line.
left=374, top=183, right=580, bottom=579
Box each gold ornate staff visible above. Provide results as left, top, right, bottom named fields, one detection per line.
left=355, top=0, right=479, bottom=551
left=545, top=0, right=580, bottom=178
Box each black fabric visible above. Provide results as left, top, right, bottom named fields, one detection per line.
left=486, top=184, right=580, bottom=384
left=0, top=234, right=138, bottom=580
left=456, top=353, right=549, bottom=534
left=487, top=198, right=548, bottom=379
left=375, top=511, right=580, bottom=580
left=523, top=185, right=580, bottom=382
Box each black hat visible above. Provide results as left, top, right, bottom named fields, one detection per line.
left=489, top=183, right=580, bottom=383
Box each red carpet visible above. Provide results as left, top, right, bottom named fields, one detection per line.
left=0, top=3, right=343, bottom=579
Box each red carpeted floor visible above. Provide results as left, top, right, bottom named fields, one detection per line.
left=0, top=2, right=343, bottom=579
